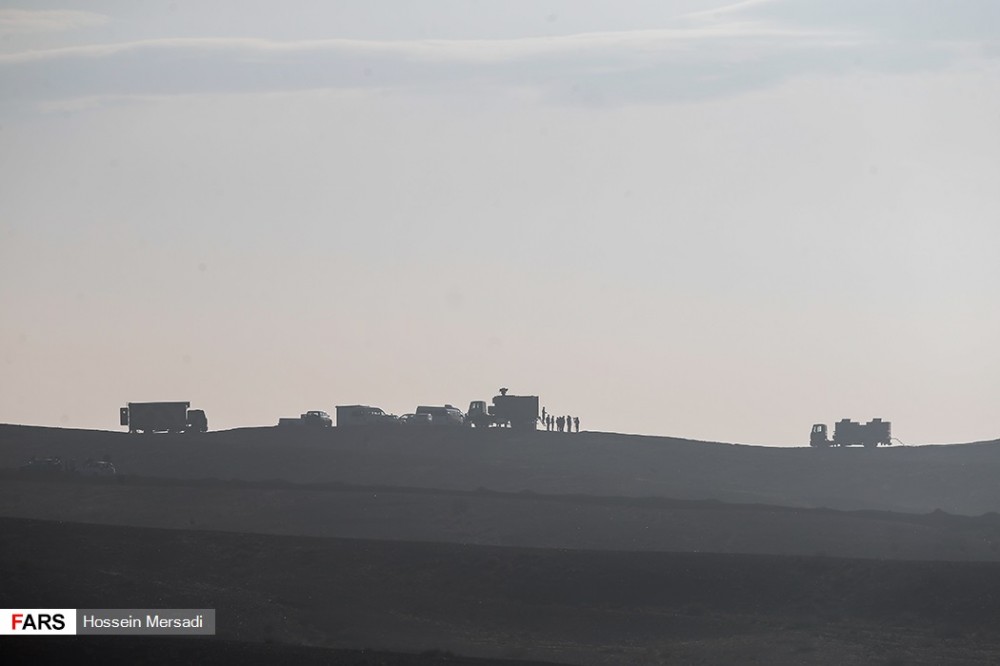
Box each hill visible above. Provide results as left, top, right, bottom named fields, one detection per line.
left=2, top=424, right=999, bottom=514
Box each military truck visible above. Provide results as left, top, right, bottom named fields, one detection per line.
left=810, top=418, right=891, bottom=448
left=467, top=388, right=538, bottom=431
left=120, top=401, right=208, bottom=434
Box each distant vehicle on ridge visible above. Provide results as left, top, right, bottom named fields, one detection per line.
left=415, top=404, right=465, bottom=426
left=120, top=401, right=208, bottom=434
left=301, top=410, right=333, bottom=427
left=810, top=418, right=892, bottom=448
left=466, top=388, right=539, bottom=431
left=336, top=405, right=400, bottom=427
left=400, top=413, right=433, bottom=425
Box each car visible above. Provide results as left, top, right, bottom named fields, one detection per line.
left=335, top=405, right=400, bottom=426
left=400, top=413, right=433, bottom=425
left=300, top=410, right=333, bottom=427
left=415, top=404, right=465, bottom=426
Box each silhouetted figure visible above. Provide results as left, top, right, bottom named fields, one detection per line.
left=542, top=406, right=547, bottom=423
left=565, top=416, right=571, bottom=433
left=556, top=416, right=564, bottom=432
left=574, top=416, right=579, bottom=433
left=546, top=415, right=552, bottom=431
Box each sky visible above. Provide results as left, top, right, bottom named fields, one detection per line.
left=1, top=1, right=998, bottom=445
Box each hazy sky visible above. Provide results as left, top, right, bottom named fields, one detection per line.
left=1, top=1, right=998, bottom=445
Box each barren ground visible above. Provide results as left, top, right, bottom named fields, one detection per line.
left=3, top=424, right=1000, bottom=664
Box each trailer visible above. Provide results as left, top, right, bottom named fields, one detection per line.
left=120, top=402, right=208, bottom=434
left=810, top=418, right=891, bottom=448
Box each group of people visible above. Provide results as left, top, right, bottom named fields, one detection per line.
left=540, top=408, right=579, bottom=433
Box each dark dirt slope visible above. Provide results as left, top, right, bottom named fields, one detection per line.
left=6, top=474, right=1000, bottom=561
left=4, top=639, right=568, bottom=666
left=5, top=517, right=1000, bottom=665
left=2, top=424, right=1000, bottom=514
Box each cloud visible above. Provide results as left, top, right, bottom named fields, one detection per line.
left=690, top=0, right=1000, bottom=43
left=0, top=1, right=995, bottom=109
left=0, top=22, right=842, bottom=66
left=0, top=9, right=109, bottom=35
left=0, top=21, right=857, bottom=107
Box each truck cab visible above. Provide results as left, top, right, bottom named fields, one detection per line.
left=187, top=409, right=208, bottom=433
left=466, top=400, right=496, bottom=428
left=809, top=424, right=829, bottom=447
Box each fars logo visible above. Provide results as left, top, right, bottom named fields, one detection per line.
left=0, top=609, right=77, bottom=635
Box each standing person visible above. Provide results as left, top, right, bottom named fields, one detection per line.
left=542, top=406, right=547, bottom=423
left=557, top=416, right=564, bottom=432
left=546, top=415, right=552, bottom=431
left=574, top=416, right=580, bottom=433
left=565, top=416, right=571, bottom=433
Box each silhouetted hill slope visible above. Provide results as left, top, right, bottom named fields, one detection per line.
left=4, top=474, right=1000, bottom=561
left=4, top=638, right=568, bottom=666
left=4, top=517, right=1000, bottom=665
left=2, top=424, right=999, bottom=514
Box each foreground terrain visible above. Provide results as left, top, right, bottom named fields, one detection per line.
left=3, top=424, right=1000, bottom=664
left=4, top=517, right=1000, bottom=665
left=4, top=474, right=1000, bottom=561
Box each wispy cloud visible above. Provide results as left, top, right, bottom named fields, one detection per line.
left=0, top=1, right=995, bottom=109
left=0, top=9, right=109, bottom=35
left=0, top=21, right=843, bottom=66
left=681, top=0, right=782, bottom=21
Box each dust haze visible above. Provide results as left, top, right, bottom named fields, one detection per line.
left=2, top=2, right=1000, bottom=664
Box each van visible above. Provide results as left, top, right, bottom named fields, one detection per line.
left=415, top=404, right=465, bottom=426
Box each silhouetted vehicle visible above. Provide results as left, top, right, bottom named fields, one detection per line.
left=336, top=405, right=400, bottom=426
left=466, top=401, right=501, bottom=428
left=301, top=410, right=333, bottom=427
left=19, top=456, right=67, bottom=474
left=810, top=418, right=891, bottom=448
left=120, top=401, right=208, bottom=434
left=415, top=404, right=465, bottom=426
left=467, top=388, right=539, bottom=431
left=399, top=413, right=433, bottom=425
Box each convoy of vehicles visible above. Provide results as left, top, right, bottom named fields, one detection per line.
left=328, top=391, right=537, bottom=429
left=115, top=395, right=894, bottom=447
